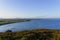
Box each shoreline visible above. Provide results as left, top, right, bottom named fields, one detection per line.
left=0, top=19, right=30, bottom=26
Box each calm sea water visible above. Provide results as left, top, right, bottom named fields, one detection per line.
left=0, top=19, right=60, bottom=32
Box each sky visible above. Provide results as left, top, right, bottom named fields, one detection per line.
left=0, top=0, right=60, bottom=18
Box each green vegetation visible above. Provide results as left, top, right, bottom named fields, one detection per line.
left=0, top=29, right=59, bottom=40
left=0, top=19, right=30, bottom=25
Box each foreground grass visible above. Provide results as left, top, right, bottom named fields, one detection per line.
left=0, top=29, right=60, bottom=40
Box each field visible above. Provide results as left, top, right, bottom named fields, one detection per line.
left=0, top=19, right=30, bottom=25
left=0, top=29, right=60, bottom=40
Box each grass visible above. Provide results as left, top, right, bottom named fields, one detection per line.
left=0, top=29, right=59, bottom=40
left=0, top=19, right=29, bottom=25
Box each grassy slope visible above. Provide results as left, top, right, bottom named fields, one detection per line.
left=0, top=19, right=28, bottom=25
left=0, top=29, right=60, bottom=40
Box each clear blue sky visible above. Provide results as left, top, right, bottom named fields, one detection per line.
left=0, top=0, right=60, bottom=18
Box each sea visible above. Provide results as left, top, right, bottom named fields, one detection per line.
left=0, top=18, right=60, bottom=32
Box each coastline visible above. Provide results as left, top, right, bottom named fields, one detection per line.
left=0, top=19, right=30, bottom=26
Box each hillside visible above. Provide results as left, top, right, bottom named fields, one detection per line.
left=0, top=29, right=60, bottom=40
left=0, top=19, right=30, bottom=25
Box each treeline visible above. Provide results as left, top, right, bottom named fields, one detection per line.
left=0, top=29, right=58, bottom=40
